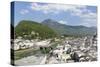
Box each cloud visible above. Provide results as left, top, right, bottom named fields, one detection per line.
left=78, top=11, right=97, bottom=27
left=20, top=9, right=29, bottom=15
left=69, top=5, right=97, bottom=27
left=29, top=3, right=97, bottom=27
left=58, top=20, right=67, bottom=25
left=30, top=3, right=87, bottom=14
left=80, top=17, right=97, bottom=27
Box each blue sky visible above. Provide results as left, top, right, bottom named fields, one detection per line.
left=13, top=1, right=97, bottom=27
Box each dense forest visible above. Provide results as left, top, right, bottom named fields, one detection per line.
left=15, top=20, right=57, bottom=39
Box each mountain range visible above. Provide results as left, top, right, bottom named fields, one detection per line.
left=15, top=19, right=97, bottom=39
left=42, top=19, right=97, bottom=37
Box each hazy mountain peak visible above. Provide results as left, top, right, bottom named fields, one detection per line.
left=41, top=19, right=96, bottom=36
left=42, top=19, right=59, bottom=24
left=42, top=19, right=56, bottom=22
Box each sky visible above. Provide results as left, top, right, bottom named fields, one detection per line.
left=13, top=1, right=97, bottom=27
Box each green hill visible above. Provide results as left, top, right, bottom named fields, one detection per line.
left=15, top=20, right=57, bottom=39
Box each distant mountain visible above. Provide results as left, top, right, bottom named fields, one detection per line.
left=15, top=20, right=57, bottom=39
left=42, top=19, right=97, bottom=37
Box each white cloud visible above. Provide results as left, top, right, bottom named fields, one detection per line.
left=79, top=11, right=97, bottom=27
left=30, top=3, right=87, bottom=14
left=70, top=5, right=97, bottom=27
left=20, top=9, right=29, bottom=15
left=29, top=3, right=97, bottom=27
left=58, top=20, right=67, bottom=25
left=81, top=17, right=97, bottom=27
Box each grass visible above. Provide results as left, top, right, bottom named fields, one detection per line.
left=14, top=48, right=40, bottom=60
